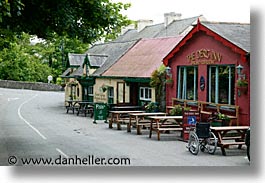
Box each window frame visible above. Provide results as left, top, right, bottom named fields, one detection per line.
left=177, top=66, right=198, bottom=100
left=139, top=87, right=152, bottom=101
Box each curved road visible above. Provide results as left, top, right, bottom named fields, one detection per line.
left=0, top=88, right=249, bottom=166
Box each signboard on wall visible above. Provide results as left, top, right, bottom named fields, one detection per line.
left=186, top=49, right=222, bottom=65
left=94, top=92, right=107, bottom=103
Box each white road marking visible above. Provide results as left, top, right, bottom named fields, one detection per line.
left=8, top=97, right=19, bottom=101
left=56, top=148, right=69, bottom=158
left=17, top=94, right=47, bottom=140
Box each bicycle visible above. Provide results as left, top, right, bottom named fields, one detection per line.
left=187, top=122, right=217, bottom=155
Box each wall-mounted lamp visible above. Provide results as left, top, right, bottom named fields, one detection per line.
left=165, top=66, right=172, bottom=77
left=236, top=64, right=245, bottom=80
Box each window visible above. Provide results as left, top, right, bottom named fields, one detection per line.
left=117, top=82, right=125, bottom=103
left=140, top=87, right=152, bottom=101
left=83, top=86, right=94, bottom=102
left=208, top=65, right=235, bottom=104
left=177, top=66, right=198, bottom=100
left=108, top=87, right=114, bottom=104
left=88, top=86, right=93, bottom=97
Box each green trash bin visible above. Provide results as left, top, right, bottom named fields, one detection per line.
left=93, top=103, right=108, bottom=123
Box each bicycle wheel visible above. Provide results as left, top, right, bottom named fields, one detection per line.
left=188, top=131, right=199, bottom=155
left=205, top=132, right=217, bottom=154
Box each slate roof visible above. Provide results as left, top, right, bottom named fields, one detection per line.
left=201, top=22, right=250, bottom=52
left=114, top=29, right=138, bottom=42
left=156, top=16, right=200, bottom=37
left=87, top=15, right=203, bottom=77
left=135, top=23, right=165, bottom=39
left=102, top=36, right=184, bottom=78
left=68, top=53, right=107, bottom=68
left=87, top=39, right=140, bottom=76
left=63, top=53, right=107, bottom=77
left=61, top=68, right=71, bottom=77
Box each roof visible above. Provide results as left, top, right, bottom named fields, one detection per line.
left=87, top=15, right=204, bottom=77
left=87, top=40, right=140, bottom=76
left=69, top=66, right=83, bottom=78
left=61, top=68, right=71, bottom=78
left=68, top=53, right=107, bottom=68
left=156, top=16, right=200, bottom=37
left=102, top=36, right=184, bottom=78
left=114, top=29, right=138, bottom=42
left=163, top=20, right=250, bottom=66
left=114, top=15, right=202, bottom=42
left=68, top=53, right=83, bottom=67
left=201, top=22, right=250, bottom=52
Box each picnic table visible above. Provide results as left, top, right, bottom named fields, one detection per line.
left=148, top=116, right=183, bottom=140
left=210, top=126, right=249, bottom=156
left=65, top=100, right=80, bottom=114
left=128, top=112, right=166, bottom=135
left=76, top=101, right=94, bottom=117
left=108, top=110, right=145, bottom=130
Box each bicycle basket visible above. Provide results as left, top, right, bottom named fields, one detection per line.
left=196, top=122, right=210, bottom=138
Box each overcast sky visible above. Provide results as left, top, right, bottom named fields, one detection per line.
left=112, top=0, right=250, bottom=24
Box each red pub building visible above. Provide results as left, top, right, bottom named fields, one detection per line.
left=163, top=20, right=250, bottom=126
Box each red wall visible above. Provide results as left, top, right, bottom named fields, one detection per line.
left=166, top=31, right=250, bottom=126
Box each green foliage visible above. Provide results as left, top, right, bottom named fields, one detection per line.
left=0, top=0, right=131, bottom=43
left=216, top=112, right=230, bottom=122
left=236, top=79, right=248, bottom=87
left=0, top=0, right=24, bottom=22
left=0, top=0, right=132, bottom=82
left=0, top=32, right=89, bottom=82
left=169, top=105, right=191, bottom=116
left=0, top=33, right=51, bottom=82
left=150, top=65, right=166, bottom=89
left=145, top=102, right=159, bottom=112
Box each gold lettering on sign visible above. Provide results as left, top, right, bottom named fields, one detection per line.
left=187, top=49, right=222, bottom=65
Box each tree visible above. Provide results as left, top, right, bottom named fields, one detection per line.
left=33, top=33, right=89, bottom=79
left=150, top=65, right=167, bottom=111
left=0, top=33, right=52, bottom=82
left=0, top=0, right=131, bottom=44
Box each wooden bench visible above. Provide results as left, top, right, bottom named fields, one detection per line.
left=169, top=99, right=240, bottom=126
left=216, top=104, right=239, bottom=126
left=198, top=102, right=239, bottom=126
left=127, top=112, right=166, bottom=135
left=154, top=127, right=183, bottom=140
left=148, top=116, right=183, bottom=141
left=211, top=126, right=249, bottom=156
left=109, top=111, right=144, bottom=130
left=65, top=100, right=79, bottom=114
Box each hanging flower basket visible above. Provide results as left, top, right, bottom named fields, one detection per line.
left=237, top=86, right=248, bottom=94
left=236, top=79, right=248, bottom=95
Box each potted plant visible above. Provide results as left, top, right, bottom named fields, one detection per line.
left=169, top=105, right=191, bottom=116
left=237, top=79, right=248, bottom=87
left=212, top=112, right=230, bottom=126
left=145, top=102, right=159, bottom=112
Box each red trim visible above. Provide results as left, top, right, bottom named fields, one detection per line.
left=163, top=20, right=248, bottom=65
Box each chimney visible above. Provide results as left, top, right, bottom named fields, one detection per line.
left=137, top=19, right=153, bottom=32
left=121, top=24, right=136, bottom=35
left=164, top=12, right=182, bottom=27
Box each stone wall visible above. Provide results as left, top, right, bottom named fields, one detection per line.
left=0, top=80, right=63, bottom=91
